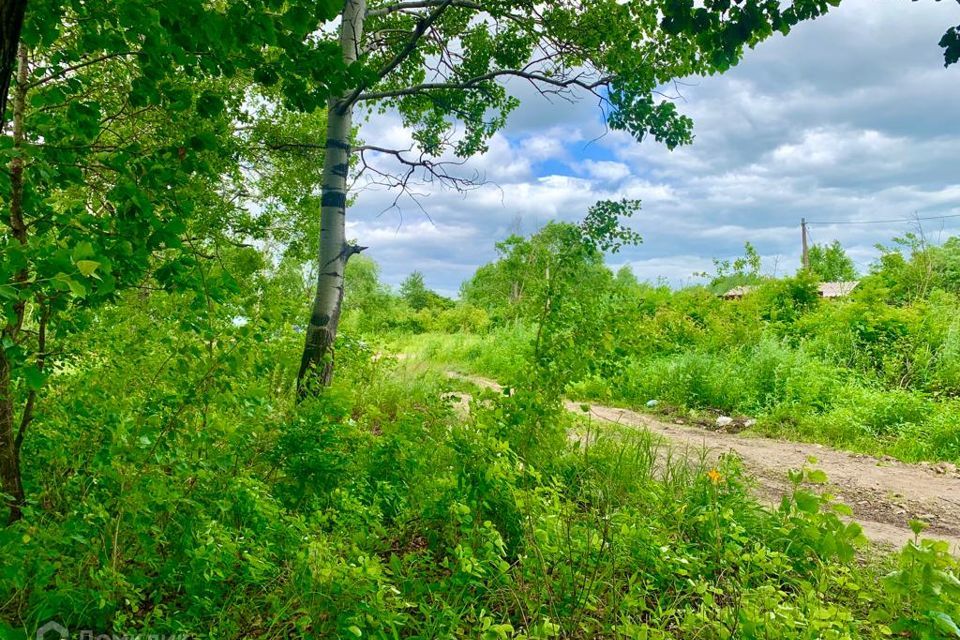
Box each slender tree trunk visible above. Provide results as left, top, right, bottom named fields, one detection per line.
left=296, top=0, right=367, bottom=397
left=0, top=0, right=27, bottom=133
left=1, top=44, right=27, bottom=523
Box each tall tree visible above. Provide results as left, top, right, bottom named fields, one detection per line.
left=399, top=271, right=431, bottom=311
left=808, top=240, right=858, bottom=282
left=295, top=0, right=843, bottom=393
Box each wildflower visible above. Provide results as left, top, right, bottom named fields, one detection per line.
left=707, top=468, right=723, bottom=485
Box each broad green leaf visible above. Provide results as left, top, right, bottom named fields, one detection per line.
left=831, top=503, right=853, bottom=517
left=76, top=260, right=101, bottom=277
left=22, top=365, right=46, bottom=391
left=72, top=241, right=96, bottom=261
left=793, top=491, right=820, bottom=514
left=65, top=278, right=87, bottom=298
left=931, top=612, right=960, bottom=637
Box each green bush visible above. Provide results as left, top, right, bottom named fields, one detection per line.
left=736, top=336, right=840, bottom=414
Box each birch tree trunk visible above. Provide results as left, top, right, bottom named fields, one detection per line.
left=296, top=0, right=366, bottom=397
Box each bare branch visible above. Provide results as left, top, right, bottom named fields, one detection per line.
left=354, top=142, right=484, bottom=215
left=366, top=0, right=482, bottom=18
left=356, top=68, right=613, bottom=103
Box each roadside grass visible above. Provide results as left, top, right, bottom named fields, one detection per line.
left=400, top=330, right=960, bottom=466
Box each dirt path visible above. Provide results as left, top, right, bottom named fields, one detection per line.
left=447, top=372, right=960, bottom=551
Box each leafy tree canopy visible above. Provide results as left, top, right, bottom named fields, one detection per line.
left=807, top=240, right=858, bottom=282
left=0, top=0, right=353, bottom=521
left=400, top=271, right=452, bottom=311
left=707, top=242, right=764, bottom=294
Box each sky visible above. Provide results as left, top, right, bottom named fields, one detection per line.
left=347, top=0, right=960, bottom=297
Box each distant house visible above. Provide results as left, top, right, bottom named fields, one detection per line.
left=720, top=285, right=756, bottom=300
left=721, top=281, right=859, bottom=300
left=817, top=281, right=859, bottom=298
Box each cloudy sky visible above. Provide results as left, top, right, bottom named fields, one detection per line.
left=348, top=0, right=960, bottom=296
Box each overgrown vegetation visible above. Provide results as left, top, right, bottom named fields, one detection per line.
left=3, top=0, right=960, bottom=637
left=4, top=208, right=960, bottom=638
left=400, top=231, right=960, bottom=466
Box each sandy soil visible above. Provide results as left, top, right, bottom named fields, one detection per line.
left=447, top=371, right=960, bottom=551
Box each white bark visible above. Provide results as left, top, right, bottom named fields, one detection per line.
left=297, top=0, right=367, bottom=394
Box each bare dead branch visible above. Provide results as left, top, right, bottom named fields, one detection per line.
left=354, top=142, right=484, bottom=216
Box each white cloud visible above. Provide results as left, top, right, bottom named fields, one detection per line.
left=583, top=160, right=632, bottom=183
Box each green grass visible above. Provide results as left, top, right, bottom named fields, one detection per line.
left=400, top=329, right=960, bottom=465
left=3, top=317, right=959, bottom=637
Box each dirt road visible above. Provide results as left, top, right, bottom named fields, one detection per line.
left=447, top=372, right=960, bottom=551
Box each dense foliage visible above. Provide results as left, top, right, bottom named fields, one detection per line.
left=3, top=209, right=960, bottom=638
left=0, top=0, right=359, bottom=524
left=3, top=0, right=960, bottom=637
left=405, top=230, right=960, bottom=466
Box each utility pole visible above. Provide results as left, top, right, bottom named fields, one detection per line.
left=801, top=218, right=809, bottom=269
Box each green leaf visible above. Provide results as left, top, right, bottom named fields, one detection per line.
left=76, top=260, right=101, bottom=278
left=196, top=92, right=225, bottom=118
left=317, top=0, right=341, bottom=20
left=189, top=131, right=218, bottom=151
left=807, top=469, right=828, bottom=484
left=164, top=85, right=194, bottom=112
left=845, top=522, right=863, bottom=540
left=72, top=241, right=96, bottom=261
left=346, top=626, right=362, bottom=637
left=22, top=365, right=46, bottom=391
left=282, top=6, right=314, bottom=36
left=831, top=503, right=853, bottom=517
left=65, top=278, right=87, bottom=298
left=793, top=491, right=820, bottom=514
left=909, top=519, right=929, bottom=536
left=0, top=620, right=27, bottom=640
left=931, top=612, right=960, bottom=637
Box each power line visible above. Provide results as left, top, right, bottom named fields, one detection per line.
left=806, top=213, right=960, bottom=226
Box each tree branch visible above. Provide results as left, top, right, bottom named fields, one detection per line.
left=26, top=51, right=140, bottom=89
left=15, top=302, right=48, bottom=456
left=356, top=68, right=612, bottom=103
left=354, top=143, right=483, bottom=214
left=366, top=0, right=482, bottom=18
left=343, top=0, right=455, bottom=109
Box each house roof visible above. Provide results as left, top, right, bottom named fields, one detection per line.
left=720, top=281, right=860, bottom=299
left=817, top=281, right=859, bottom=298
left=721, top=285, right=756, bottom=298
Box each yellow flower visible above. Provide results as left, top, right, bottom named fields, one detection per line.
left=707, top=468, right=723, bottom=485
